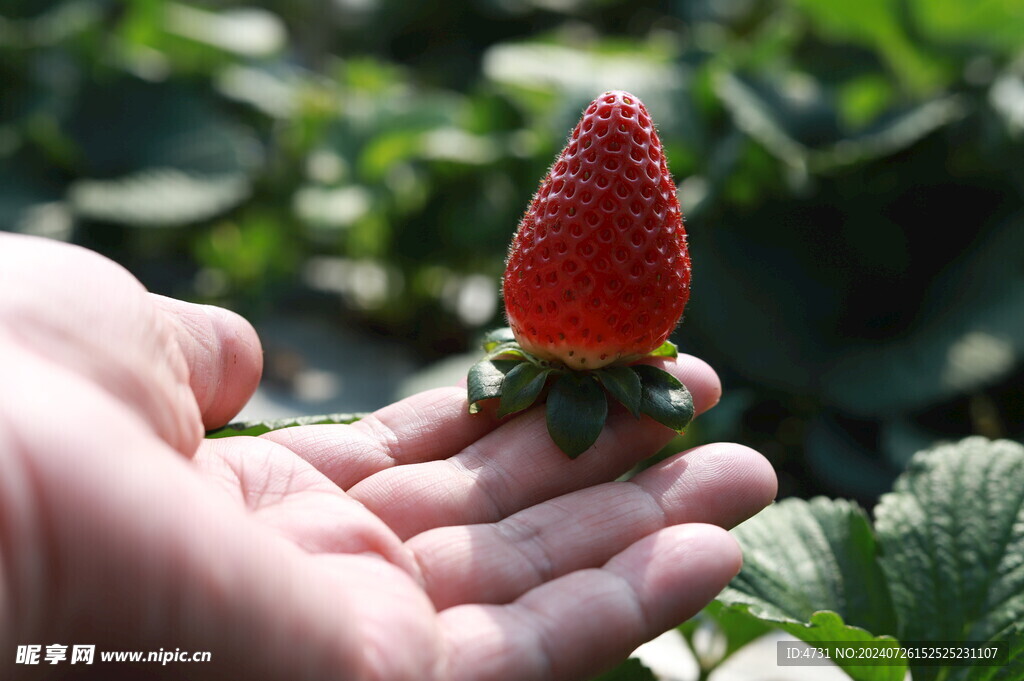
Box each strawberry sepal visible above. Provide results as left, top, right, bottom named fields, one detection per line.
left=497, top=363, right=554, bottom=418
left=632, top=364, right=694, bottom=433
left=481, top=327, right=518, bottom=353
left=467, top=358, right=520, bottom=414
left=466, top=328, right=694, bottom=456
left=546, top=373, right=608, bottom=459
left=597, top=366, right=643, bottom=418
left=649, top=340, right=680, bottom=359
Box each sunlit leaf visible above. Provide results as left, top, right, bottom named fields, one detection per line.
left=70, top=170, right=250, bottom=227
left=874, top=438, right=1024, bottom=681
left=717, top=497, right=902, bottom=681
left=648, top=340, right=678, bottom=358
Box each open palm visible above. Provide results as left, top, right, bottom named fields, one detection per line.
left=196, top=354, right=775, bottom=680
left=0, top=233, right=776, bottom=681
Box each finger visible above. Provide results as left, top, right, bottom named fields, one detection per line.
left=0, top=234, right=201, bottom=454
left=348, top=354, right=721, bottom=539
left=409, top=442, right=775, bottom=608
left=152, top=295, right=263, bottom=430
left=439, top=523, right=741, bottom=681
left=260, top=386, right=503, bottom=489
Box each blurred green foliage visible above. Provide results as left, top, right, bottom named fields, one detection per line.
left=2, top=0, right=1023, bottom=505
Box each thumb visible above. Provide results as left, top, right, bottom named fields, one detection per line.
left=152, top=295, right=263, bottom=431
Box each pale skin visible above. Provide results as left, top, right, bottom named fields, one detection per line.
left=0, top=232, right=777, bottom=680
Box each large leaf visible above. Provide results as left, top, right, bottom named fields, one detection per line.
left=792, top=0, right=943, bottom=91
left=821, top=213, right=1024, bottom=415
left=716, top=497, right=901, bottom=681
left=715, top=70, right=964, bottom=174
left=165, top=4, right=286, bottom=58
left=723, top=497, right=896, bottom=633
left=0, top=159, right=69, bottom=239
left=710, top=606, right=905, bottom=681
left=69, top=170, right=250, bottom=227
left=959, top=627, right=1024, bottom=681
left=874, top=437, right=1024, bottom=681
left=689, top=196, right=1024, bottom=420
left=909, top=0, right=1024, bottom=55
left=65, top=78, right=260, bottom=227
left=482, top=41, right=682, bottom=110
left=0, top=0, right=103, bottom=48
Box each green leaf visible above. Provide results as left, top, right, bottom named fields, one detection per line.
left=598, top=366, right=642, bottom=418
left=65, top=78, right=260, bottom=227
left=467, top=358, right=521, bottom=413
left=723, top=497, right=897, bottom=634
left=545, top=373, right=608, bottom=458
left=874, top=437, right=1024, bottom=681
left=68, top=79, right=259, bottom=177
left=960, top=627, right=1024, bottom=681
left=0, top=0, right=103, bottom=48
left=682, top=603, right=774, bottom=670
left=648, top=340, right=678, bottom=358
left=715, top=70, right=964, bottom=174
left=497, top=362, right=552, bottom=418
left=632, top=365, right=694, bottom=432
left=69, top=170, right=251, bottom=228
left=0, top=160, right=70, bottom=240
left=485, top=343, right=527, bottom=361
left=481, top=41, right=682, bottom=105
left=590, top=656, right=656, bottom=681
left=165, top=4, right=286, bottom=58
left=717, top=497, right=902, bottom=681
left=709, top=607, right=904, bottom=681
left=776, top=611, right=904, bottom=681
left=205, top=412, right=365, bottom=438
left=821, top=212, right=1024, bottom=416
left=910, top=0, right=1024, bottom=55
left=481, top=327, right=516, bottom=353
left=791, top=0, right=944, bottom=92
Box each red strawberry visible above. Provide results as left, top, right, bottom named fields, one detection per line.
left=502, top=90, right=690, bottom=370
left=468, top=91, right=694, bottom=458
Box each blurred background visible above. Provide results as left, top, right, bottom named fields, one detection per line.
left=2, top=0, right=1022, bottom=507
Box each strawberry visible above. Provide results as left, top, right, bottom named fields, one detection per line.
left=468, top=91, right=694, bottom=458
left=504, top=90, right=690, bottom=370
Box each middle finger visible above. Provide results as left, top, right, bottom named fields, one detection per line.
left=347, top=355, right=721, bottom=539
left=406, top=441, right=775, bottom=609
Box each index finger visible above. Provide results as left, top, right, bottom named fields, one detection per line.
left=261, top=354, right=720, bottom=496
left=260, top=385, right=503, bottom=489
left=347, top=354, right=720, bottom=539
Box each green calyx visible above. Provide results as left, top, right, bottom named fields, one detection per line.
left=467, top=327, right=694, bottom=458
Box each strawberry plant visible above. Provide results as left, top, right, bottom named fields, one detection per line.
left=604, top=437, right=1024, bottom=681
left=466, top=91, right=694, bottom=458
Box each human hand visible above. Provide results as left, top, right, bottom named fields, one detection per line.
left=0, top=233, right=776, bottom=680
